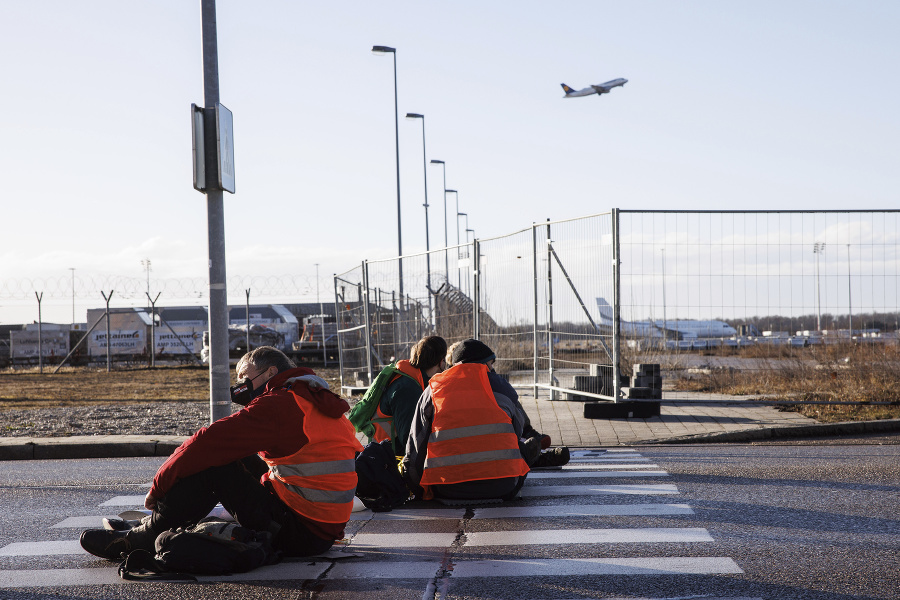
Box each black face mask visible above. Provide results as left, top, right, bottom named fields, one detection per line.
left=229, top=369, right=269, bottom=406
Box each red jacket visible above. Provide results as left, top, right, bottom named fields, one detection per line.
left=150, top=367, right=358, bottom=540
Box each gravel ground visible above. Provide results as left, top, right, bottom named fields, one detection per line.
left=0, top=402, right=210, bottom=438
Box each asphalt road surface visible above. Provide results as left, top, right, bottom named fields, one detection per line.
left=0, top=439, right=897, bottom=599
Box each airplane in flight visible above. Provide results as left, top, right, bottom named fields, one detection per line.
left=596, top=298, right=738, bottom=339
left=561, top=78, right=628, bottom=98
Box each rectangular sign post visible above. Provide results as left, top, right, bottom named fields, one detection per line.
left=197, top=0, right=234, bottom=424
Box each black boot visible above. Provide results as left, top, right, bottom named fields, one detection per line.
left=80, top=521, right=159, bottom=560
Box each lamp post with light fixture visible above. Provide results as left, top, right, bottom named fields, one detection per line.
left=372, top=45, right=403, bottom=297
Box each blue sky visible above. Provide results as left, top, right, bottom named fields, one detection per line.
left=0, top=1, right=897, bottom=324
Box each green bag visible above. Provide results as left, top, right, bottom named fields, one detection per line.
left=347, top=362, right=418, bottom=441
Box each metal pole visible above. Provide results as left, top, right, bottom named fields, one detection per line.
left=316, top=264, right=326, bottom=366
left=612, top=208, right=622, bottom=402
left=245, top=289, right=251, bottom=352
left=454, top=192, right=461, bottom=289
left=544, top=224, right=553, bottom=375
left=532, top=223, right=539, bottom=399
left=69, top=268, right=75, bottom=325
left=847, top=244, right=852, bottom=340
left=420, top=118, right=433, bottom=325
left=201, top=0, right=231, bottom=424
left=473, top=239, right=480, bottom=339
left=431, top=160, right=449, bottom=279
left=35, top=292, right=43, bottom=374
left=661, top=248, right=667, bottom=343
left=814, top=243, right=824, bottom=331
left=101, top=290, right=113, bottom=372
left=361, top=261, right=374, bottom=385
left=391, top=290, right=398, bottom=361
left=146, top=292, right=160, bottom=368
left=375, top=288, right=382, bottom=362
left=334, top=276, right=344, bottom=391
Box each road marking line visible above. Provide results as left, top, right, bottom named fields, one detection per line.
left=559, top=463, right=658, bottom=469
left=450, top=556, right=744, bottom=577
left=465, top=528, right=713, bottom=546
left=528, top=470, right=669, bottom=479
left=472, top=504, right=695, bottom=519
left=349, top=532, right=458, bottom=548
left=570, top=458, right=651, bottom=463
left=98, top=495, right=145, bottom=507
left=0, top=559, right=748, bottom=588
left=519, top=484, right=679, bottom=497
left=51, top=516, right=117, bottom=529
left=604, top=597, right=762, bottom=600
left=0, top=540, right=82, bottom=556
left=350, top=508, right=465, bottom=521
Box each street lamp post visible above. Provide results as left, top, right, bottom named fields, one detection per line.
left=446, top=189, right=459, bottom=288
left=813, top=242, right=825, bottom=331
left=847, top=244, right=852, bottom=340
left=430, top=159, right=449, bottom=281
left=406, top=113, right=430, bottom=291
left=68, top=268, right=75, bottom=325
left=372, top=45, right=403, bottom=298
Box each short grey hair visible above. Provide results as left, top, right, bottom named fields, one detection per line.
left=236, top=346, right=295, bottom=376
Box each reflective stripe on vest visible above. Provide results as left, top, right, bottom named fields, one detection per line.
left=425, top=447, right=524, bottom=469
left=279, top=481, right=358, bottom=505
left=270, top=458, right=357, bottom=479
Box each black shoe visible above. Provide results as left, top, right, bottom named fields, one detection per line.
left=521, top=435, right=543, bottom=465
left=532, top=446, right=570, bottom=469
left=80, top=525, right=156, bottom=560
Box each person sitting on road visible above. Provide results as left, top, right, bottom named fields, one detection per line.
left=444, top=339, right=570, bottom=469
left=401, top=339, right=532, bottom=502
left=80, top=346, right=363, bottom=561
left=375, top=335, right=447, bottom=455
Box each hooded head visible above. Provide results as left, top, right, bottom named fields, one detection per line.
left=449, top=338, right=496, bottom=366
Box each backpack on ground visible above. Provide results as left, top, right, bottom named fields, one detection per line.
left=354, top=440, right=410, bottom=512
left=117, top=518, right=280, bottom=582
left=347, top=362, right=416, bottom=441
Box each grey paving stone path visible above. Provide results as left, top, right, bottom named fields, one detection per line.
left=519, top=390, right=817, bottom=447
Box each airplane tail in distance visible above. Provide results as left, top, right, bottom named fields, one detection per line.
left=596, top=298, right=614, bottom=322
left=561, top=83, right=575, bottom=94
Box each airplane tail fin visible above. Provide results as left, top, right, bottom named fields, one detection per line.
left=561, top=83, right=575, bottom=94
left=596, top=298, right=614, bottom=322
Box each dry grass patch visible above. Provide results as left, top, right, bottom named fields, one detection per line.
left=0, top=366, right=211, bottom=408
left=670, top=343, right=900, bottom=422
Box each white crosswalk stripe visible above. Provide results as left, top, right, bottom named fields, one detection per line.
left=527, top=470, right=668, bottom=478
left=519, top=483, right=680, bottom=496
left=0, top=449, right=747, bottom=594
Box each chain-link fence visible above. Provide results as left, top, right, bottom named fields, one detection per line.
left=337, top=210, right=900, bottom=404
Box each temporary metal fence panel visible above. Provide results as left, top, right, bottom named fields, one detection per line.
left=337, top=209, right=900, bottom=405
left=475, top=227, right=542, bottom=386
left=535, top=214, right=618, bottom=400
left=333, top=265, right=368, bottom=393
left=617, top=210, right=900, bottom=403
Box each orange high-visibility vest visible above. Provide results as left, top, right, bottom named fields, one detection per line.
left=419, top=363, right=529, bottom=499
left=372, top=360, right=424, bottom=444
left=262, top=389, right=364, bottom=524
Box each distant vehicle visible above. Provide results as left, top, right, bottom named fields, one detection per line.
left=561, top=78, right=627, bottom=98
left=596, top=298, right=737, bottom=339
